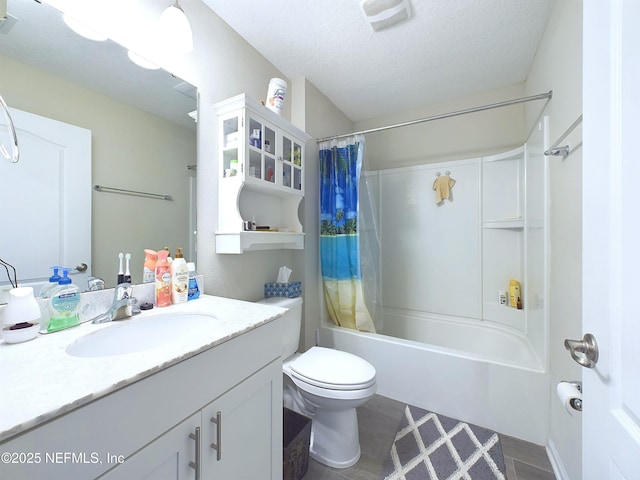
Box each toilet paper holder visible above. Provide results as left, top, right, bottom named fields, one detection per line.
left=561, top=380, right=583, bottom=412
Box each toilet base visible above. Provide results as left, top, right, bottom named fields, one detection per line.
left=308, top=405, right=362, bottom=468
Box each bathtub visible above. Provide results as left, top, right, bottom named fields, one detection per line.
left=319, top=308, right=550, bottom=445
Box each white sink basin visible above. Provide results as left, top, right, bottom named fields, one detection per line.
left=66, top=313, right=217, bottom=357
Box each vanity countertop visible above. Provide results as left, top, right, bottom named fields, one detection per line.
left=0, top=295, right=286, bottom=443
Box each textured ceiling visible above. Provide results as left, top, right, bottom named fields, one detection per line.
left=202, top=0, right=557, bottom=122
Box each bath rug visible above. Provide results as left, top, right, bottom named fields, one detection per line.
left=380, top=405, right=506, bottom=480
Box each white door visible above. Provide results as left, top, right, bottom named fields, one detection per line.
left=582, top=1, right=640, bottom=477
left=0, top=108, right=91, bottom=299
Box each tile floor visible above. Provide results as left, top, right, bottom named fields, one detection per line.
left=303, top=395, right=556, bottom=480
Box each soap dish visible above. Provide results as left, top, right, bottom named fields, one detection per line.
left=2, top=322, right=40, bottom=344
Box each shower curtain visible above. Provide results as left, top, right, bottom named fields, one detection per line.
left=319, top=135, right=376, bottom=333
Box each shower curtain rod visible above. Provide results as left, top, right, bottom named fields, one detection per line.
left=316, top=90, right=553, bottom=143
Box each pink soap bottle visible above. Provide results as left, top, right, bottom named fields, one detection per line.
left=155, top=249, right=172, bottom=307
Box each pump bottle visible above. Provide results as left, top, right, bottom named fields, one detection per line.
left=171, top=247, right=189, bottom=304
left=39, top=266, right=62, bottom=299
left=47, top=268, right=80, bottom=332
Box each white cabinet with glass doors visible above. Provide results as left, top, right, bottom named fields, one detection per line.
left=215, top=94, right=310, bottom=254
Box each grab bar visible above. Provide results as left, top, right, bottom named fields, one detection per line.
left=93, top=184, right=173, bottom=201
left=0, top=95, right=20, bottom=163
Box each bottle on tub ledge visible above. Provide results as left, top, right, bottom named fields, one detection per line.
left=155, top=249, right=172, bottom=307
left=171, top=247, right=189, bottom=304
left=509, top=279, right=523, bottom=310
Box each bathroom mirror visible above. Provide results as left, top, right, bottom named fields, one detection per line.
left=0, top=0, right=197, bottom=292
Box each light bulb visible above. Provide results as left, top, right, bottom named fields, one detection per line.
left=159, top=2, right=193, bottom=54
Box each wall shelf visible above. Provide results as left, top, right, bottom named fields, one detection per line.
left=215, top=231, right=304, bottom=254
left=482, top=219, right=524, bottom=229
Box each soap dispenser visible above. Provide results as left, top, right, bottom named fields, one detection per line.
left=39, top=266, right=62, bottom=299
left=47, top=268, right=80, bottom=333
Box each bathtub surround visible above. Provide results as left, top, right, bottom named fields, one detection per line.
left=380, top=405, right=507, bottom=480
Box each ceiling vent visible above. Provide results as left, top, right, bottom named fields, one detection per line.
left=359, top=0, right=412, bottom=32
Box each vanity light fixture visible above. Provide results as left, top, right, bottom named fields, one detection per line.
left=359, top=0, right=412, bottom=32
left=158, top=0, right=193, bottom=54
left=63, top=14, right=108, bottom=41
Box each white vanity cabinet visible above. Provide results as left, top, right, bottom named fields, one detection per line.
left=215, top=94, right=310, bottom=254
left=99, top=412, right=201, bottom=479
left=0, top=317, right=284, bottom=480
left=101, top=361, right=281, bottom=480
left=201, top=362, right=279, bottom=479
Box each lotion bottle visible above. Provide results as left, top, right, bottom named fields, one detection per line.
left=171, top=247, right=188, bottom=304
left=155, top=249, right=172, bottom=307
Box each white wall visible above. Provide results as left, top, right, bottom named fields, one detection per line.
left=173, top=2, right=355, bottom=307
left=524, top=1, right=583, bottom=479
left=353, top=83, right=528, bottom=170
left=181, top=2, right=294, bottom=300
left=1, top=54, right=195, bottom=287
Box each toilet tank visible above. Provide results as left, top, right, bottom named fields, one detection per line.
left=256, top=296, right=303, bottom=358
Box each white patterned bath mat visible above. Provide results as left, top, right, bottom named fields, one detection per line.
left=380, top=405, right=506, bottom=480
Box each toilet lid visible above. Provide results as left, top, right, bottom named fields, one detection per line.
left=289, top=347, right=376, bottom=391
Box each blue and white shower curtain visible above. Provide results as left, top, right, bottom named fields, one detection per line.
left=319, top=136, right=376, bottom=333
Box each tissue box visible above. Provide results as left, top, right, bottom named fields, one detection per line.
left=264, top=281, right=302, bottom=298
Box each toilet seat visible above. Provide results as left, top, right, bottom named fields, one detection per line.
left=289, top=346, right=376, bottom=391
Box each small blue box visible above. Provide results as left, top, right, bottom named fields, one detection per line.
left=264, top=281, right=302, bottom=298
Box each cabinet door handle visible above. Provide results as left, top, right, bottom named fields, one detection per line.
left=189, top=426, right=201, bottom=480
left=210, top=411, right=222, bottom=461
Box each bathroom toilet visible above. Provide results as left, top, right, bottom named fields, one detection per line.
left=258, top=296, right=377, bottom=469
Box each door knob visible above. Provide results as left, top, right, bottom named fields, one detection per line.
left=564, top=333, right=599, bottom=368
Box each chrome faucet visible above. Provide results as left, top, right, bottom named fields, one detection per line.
left=91, top=283, right=138, bottom=324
